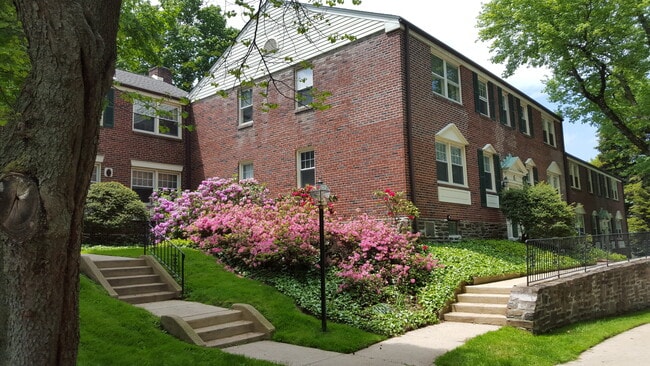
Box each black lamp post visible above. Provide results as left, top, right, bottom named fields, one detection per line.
left=309, top=179, right=330, bottom=332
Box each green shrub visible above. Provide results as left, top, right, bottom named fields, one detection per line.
left=83, top=182, right=150, bottom=245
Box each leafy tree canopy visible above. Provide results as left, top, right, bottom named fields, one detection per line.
left=625, top=176, right=650, bottom=232
left=0, top=0, right=28, bottom=125
left=117, top=0, right=238, bottom=90
left=478, top=0, right=650, bottom=170
left=500, top=182, right=576, bottom=239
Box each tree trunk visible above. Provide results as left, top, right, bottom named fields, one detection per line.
left=0, top=1, right=121, bottom=365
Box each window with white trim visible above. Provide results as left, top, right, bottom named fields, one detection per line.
left=569, top=163, right=581, bottom=189
left=431, top=54, right=460, bottom=102
left=483, top=155, right=495, bottom=192
left=610, top=178, right=619, bottom=200
left=576, top=213, right=586, bottom=235
left=239, top=88, right=253, bottom=125
left=542, top=118, right=556, bottom=146
left=518, top=101, right=530, bottom=135
left=239, top=162, right=254, bottom=180
left=588, top=170, right=594, bottom=193
left=133, top=100, right=181, bottom=138
left=436, top=142, right=466, bottom=186
left=477, top=79, right=489, bottom=116
left=548, top=174, right=561, bottom=193
left=131, top=161, right=182, bottom=202
left=91, top=163, right=101, bottom=183
left=297, top=150, right=315, bottom=187
left=500, top=90, right=511, bottom=126
left=296, top=68, right=313, bottom=108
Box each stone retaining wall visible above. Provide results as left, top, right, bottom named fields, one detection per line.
left=506, top=259, right=650, bottom=334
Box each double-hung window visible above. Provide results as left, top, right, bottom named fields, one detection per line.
left=569, top=163, right=581, bottom=189
left=436, top=142, right=465, bottom=185
left=483, top=155, right=495, bottom=191
left=476, top=78, right=489, bottom=116
left=91, top=163, right=101, bottom=183
left=298, top=150, right=315, bottom=187
left=518, top=101, right=531, bottom=135
left=431, top=54, right=460, bottom=102
left=296, top=68, right=313, bottom=108
left=542, top=118, right=556, bottom=146
left=498, top=89, right=511, bottom=126
left=133, top=100, right=181, bottom=138
left=131, top=160, right=182, bottom=203
left=239, top=162, right=254, bottom=180
left=239, top=88, right=253, bottom=125
left=610, top=178, right=619, bottom=200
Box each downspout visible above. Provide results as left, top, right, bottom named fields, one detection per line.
left=402, top=22, right=418, bottom=233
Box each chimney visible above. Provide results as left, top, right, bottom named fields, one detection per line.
left=148, top=66, right=173, bottom=84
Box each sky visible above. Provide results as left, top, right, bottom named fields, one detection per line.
left=220, top=0, right=600, bottom=162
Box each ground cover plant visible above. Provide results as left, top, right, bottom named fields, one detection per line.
left=435, top=310, right=650, bottom=366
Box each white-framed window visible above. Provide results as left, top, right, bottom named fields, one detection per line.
left=483, top=155, right=495, bottom=192
left=542, top=118, right=556, bottom=146
left=548, top=174, right=561, bottom=193
left=431, top=54, right=460, bottom=102
left=239, top=162, right=254, bottom=180
left=436, top=142, right=466, bottom=186
left=610, top=178, right=619, bottom=200
left=576, top=213, right=586, bottom=235
left=297, top=150, right=315, bottom=187
left=131, top=160, right=182, bottom=203
left=477, top=79, right=489, bottom=116
left=500, top=90, right=511, bottom=126
left=91, top=163, right=101, bottom=183
left=239, top=88, right=253, bottom=125
left=569, top=163, right=581, bottom=189
left=296, top=68, right=313, bottom=108
left=518, top=101, right=530, bottom=135
left=588, top=170, right=594, bottom=193
left=133, top=100, right=181, bottom=138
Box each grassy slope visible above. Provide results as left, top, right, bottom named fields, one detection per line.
left=81, top=246, right=384, bottom=354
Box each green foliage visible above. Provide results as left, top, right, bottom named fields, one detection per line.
left=117, top=0, right=238, bottom=90
left=625, top=177, right=650, bottom=233
left=478, top=0, right=650, bottom=160
left=0, top=0, right=28, bottom=125
left=83, top=182, right=149, bottom=232
left=500, top=182, right=575, bottom=239
left=435, top=310, right=650, bottom=366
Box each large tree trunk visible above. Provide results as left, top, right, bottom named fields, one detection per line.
left=0, top=1, right=121, bottom=365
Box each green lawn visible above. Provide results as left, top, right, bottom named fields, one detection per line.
left=81, top=246, right=384, bottom=355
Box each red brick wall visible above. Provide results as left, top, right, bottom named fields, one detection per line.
left=97, top=89, right=186, bottom=189
left=190, top=31, right=408, bottom=217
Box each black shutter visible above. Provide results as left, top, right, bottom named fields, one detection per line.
left=516, top=97, right=525, bottom=133
left=497, top=87, right=506, bottom=124
left=494, top=154, right=502, bottom=194
left=527, top=105, right=534, bottom=137
left=477, top=149, right=487, bottom=207
left=472, top=72, right=480, bottom=114
left=488, top=81, right=496, bottom=121
left=533, top=167, right=539, bottom=185
left=102, top=88, right=114, bottom=128
left=508, top=94, right=516, bottom=128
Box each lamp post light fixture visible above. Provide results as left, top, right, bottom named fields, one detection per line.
left=309, top=179, right=330, bottom=332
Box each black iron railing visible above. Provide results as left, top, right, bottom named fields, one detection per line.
left=144, top=238, right=185, bottom=297
left=526, top=232, right=650, bottom=285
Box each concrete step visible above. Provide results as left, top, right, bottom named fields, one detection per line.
left=113, top=282, right=170, bottom=296
left=451, top=302, right=507, bottom=315
left=107, top=274, right=161, bottom=287
left=204, top=332, right=267, bottom=348
left=101, top=266, right=154, bottom=278
left=196, top=320, right=255, bottom=341
left=456, top=293, right=510, bottom=304
left=94, top=258, right=147, bottom=268
left=465, top=285, right=513, bottom=295
left=185, top=310, right=243, bottom=328
left=119, top=291, right=178, bottom=305
left=443, top=312, right=507, bottom=326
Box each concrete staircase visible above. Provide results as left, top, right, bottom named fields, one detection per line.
left=443, top=283, right=512, bottom=326
left=80, top=254, right=274, bottom=348
left=81, top=255, right=181, bottom=304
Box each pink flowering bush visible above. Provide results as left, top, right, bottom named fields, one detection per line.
left=150, top=177, right=440, bottom=302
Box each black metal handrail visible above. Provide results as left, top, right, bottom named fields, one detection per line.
left=526, top=232, right=650, bottom=285
left=144, top=239, right=185, bottom=297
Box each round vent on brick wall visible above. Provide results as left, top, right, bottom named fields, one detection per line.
left=104, top=168, right=113, bottom=178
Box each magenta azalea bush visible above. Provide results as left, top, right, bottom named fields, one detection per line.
left=151, top=177, right=441, bottom=300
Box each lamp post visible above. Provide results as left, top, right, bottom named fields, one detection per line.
left=309, top=179, right=330, bottom=332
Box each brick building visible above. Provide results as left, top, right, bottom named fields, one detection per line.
left=181, top=4, right=626, bottom=239
left=96, top=67, right=188, bottom=202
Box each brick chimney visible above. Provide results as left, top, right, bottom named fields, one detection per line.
left=148, top=66, right=173, bottom=84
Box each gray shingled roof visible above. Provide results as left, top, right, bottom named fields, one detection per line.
left=114, top=69, right=187, bottom=99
